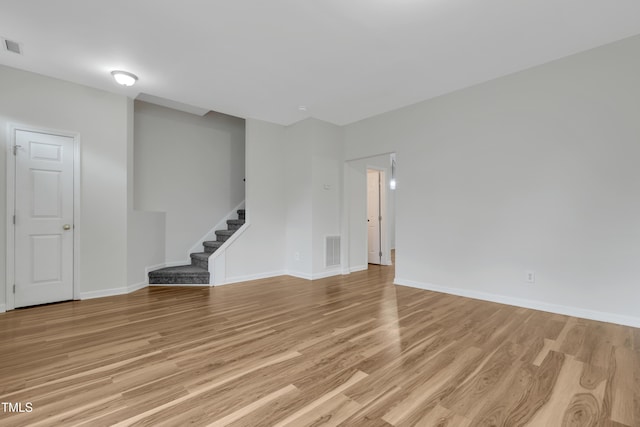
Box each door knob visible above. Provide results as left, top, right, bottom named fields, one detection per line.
left=63, top=224, right=71, bottom=230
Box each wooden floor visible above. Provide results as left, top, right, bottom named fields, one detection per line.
left=0, top=263, right=639, bottom=426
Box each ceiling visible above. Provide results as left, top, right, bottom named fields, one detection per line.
left=1, top=1, right=640, bottom=126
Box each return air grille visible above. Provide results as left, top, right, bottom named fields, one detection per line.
left=326, top=236, right=341, bottom=267
left=3, top=38, right=22, bottom=54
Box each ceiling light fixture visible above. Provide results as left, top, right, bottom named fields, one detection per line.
left=390, top=156, right=397, bottom=190
left=111, top=70, right=138, bottom=87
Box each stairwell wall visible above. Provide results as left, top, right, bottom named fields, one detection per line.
left=224, top=119, right=287, bottom=282
left=126, top=99, right=166, bottom=288
left=133, top=101, right=245, bottom=265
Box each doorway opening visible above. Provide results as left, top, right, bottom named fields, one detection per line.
left=343, top=152, right=396, bottom=273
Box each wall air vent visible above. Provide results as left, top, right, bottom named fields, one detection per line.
left=326, top=236, right=341, bottom=267
left=3, top=38, right=22, bottom=54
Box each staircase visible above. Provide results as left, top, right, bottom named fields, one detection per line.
left=148, top=209, right=245, bottom=285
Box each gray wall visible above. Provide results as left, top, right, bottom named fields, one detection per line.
left=133, top=101, right=245, bottom=263
left=310, top=120, right=343, bottom=275
left=344, top=35, right=640, bottom=325
left=0, top=65, right=129, bottom=304
left=284, top=120, right=314, bottom=275
left=283, top=118, right=343, bottom=278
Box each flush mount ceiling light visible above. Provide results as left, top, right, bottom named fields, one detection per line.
left=111, top=70, right=138, bottom=87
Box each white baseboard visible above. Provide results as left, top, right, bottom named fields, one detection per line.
left=79, top=281, right=148, bottom=300
left=286, top=271, right=313, bottom=280
left=79, top=287, right=129, bottom=300
left=394, top=277, right=640, bottom=329
left=310, top=269, right=343, bottom=280
left=0, top=304, right=5, bottom=313
left=220, top=270, right=288, bottom=286
left=348, top=265, right=368, bottom=273
left=127, top=282, right=148, bottom=293
left=222, top=268, right=343, bottom=286
left=285, top=269, right=343, bottom=281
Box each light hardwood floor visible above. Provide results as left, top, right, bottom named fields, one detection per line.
left=0, top=261, right=639, bottom=426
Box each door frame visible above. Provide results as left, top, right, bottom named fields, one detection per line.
left=5, top=124, right=82, bottom=310
left=342, top=153, right=396, bottom=274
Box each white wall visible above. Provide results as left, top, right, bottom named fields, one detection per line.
left=224, top=119, right=287, bottom=282
left=0, top=65, right=129, bottom=303
left=344, top=35, right=640, bottom=326
left=126, top=100, right=166, bottom=287
left=224, top=118, right=343, bottom=282
left=127, top=211, right=166, bottom=286
left=281, top=119, right=343, bottom=279
left=282, top=118, right=343, bottom=278
left=284, top=120, right=314, bottom=276
left=310, top=120, right=343, bottom=276
left=133, top=101, right=245, bottom=263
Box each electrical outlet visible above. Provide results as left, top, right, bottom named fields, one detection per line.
left=525, top=270, right=535, bottom=283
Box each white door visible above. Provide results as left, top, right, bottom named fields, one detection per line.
left=367, top=170, right=381, bottom=264
left=14, top=130, right=74, bottom=307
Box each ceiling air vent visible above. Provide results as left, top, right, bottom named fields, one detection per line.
left=3, top=38, right=22, bottom=54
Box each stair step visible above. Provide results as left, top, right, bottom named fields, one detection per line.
left=146, top=209, right=246, bottom=286
left=190, top=252, right=210, bottom=269
left=148, top=265, right=209, bottom=285
left=203, top=240, right=223, bottom=253
left=215, top=229, right=235, bottom=242
left=227, top=219, right=245, bottom=230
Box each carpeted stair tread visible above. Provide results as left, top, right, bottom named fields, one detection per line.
left=190, top=252, right=210, bottom=269
left=227, top=219, right=245, bottom=230
left=203, top=240, right=223, bottom=253
left=148, top=209, right=245, bottom=285
left=148, top=265, right=209, bottom=285
left=150, top=265, right=208, bottom=274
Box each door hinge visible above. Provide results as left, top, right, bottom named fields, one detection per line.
left=12, top=145, right=21, bottom=155
left=13, top=284, right=16, bottom=294
left=379, top=216, right=382, bottom=221
left=379, top=252, right=382, bottom=257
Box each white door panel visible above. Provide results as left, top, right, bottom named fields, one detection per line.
left=14, top=130, right=74, bottom=307
left=367, top=170, right=381, bottom=265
